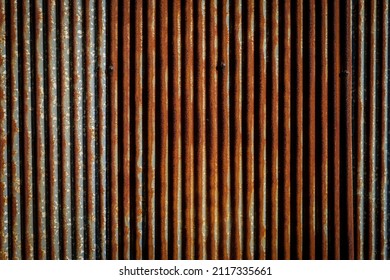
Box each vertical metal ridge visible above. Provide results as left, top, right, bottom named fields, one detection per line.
left=283, top=0, right=291, bottom=260
left=380, top=0, right=389, bottom=261
left=0, top=0, right=7, bottom=261
left=109, top=0, right=119, bottom=260
left=308, top=0, right=316, bottom=260
left=271, top=0, right=279, bottom=260
left=21, top=0, right=34, bottom=260
left=295, top=0, right=303, bottom=260
left=332, top=0, right=341, bottom=260
left=244, top=0, right=254, bottom=261
left=184, top=0, right=195, bottom=260
left=195, top=0, right=207, bottom=260
left=59, top=0, right=72, bottom=260
left=47, top=0, right=60, bottom=260
left=320, top=0, right=329, bottom=260
left=171, top=0, right=183, bottom=260
left=356, top=0, right=365, bottom=260
left=146, top=0, right=156, bottom=260
left=122, top=0, right=130, bottom=261
left=72, top=0, right=85, bottom=259
left=220, top=0, right=231, bottom=261
left=134, top=0, right=143, bottom=260
left=85, top=0, right=97, bottom=260
left=207, top=0, right=218, bottom=260
left=157, top=0, right=169, bottom=261
left=97, top=0, right=107, bottom=260
left=368, top=0, right=377, bottom=260
left=344, top=0, right=355, bottom=260
left=10, top=0, right=22, bottom=260
left=233, top=0, right=243, bottom=260
left=258, top=0, right=267, bottom=260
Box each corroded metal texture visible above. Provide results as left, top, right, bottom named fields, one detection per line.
left=0, top=0, right=389, bottom=260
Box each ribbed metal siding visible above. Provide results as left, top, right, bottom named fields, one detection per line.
left=0, top=0, right=389, bottom=260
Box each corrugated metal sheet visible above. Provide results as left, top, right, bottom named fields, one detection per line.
left=0, top=0, right=389, bottom=260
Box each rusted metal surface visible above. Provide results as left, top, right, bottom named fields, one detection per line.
left=0, top=0, right=390, bottom=260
